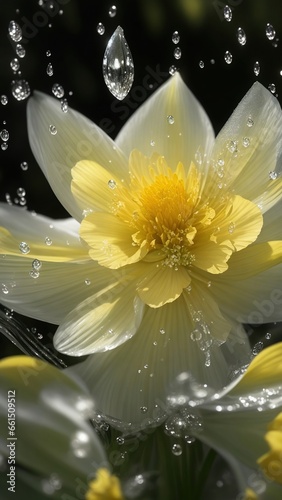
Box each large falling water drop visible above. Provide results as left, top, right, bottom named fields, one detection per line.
left=102, top=26, right=134, bottom=100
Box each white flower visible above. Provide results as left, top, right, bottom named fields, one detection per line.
left=0, top=74, right=282, bottom=427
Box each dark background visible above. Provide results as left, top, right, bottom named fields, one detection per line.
left=0, top=0, right=282, bottom=358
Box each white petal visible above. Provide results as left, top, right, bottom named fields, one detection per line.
left=54, top=283, right=144, bottom=356
left=212, top=264, right=282, bottom=324
left=0, top=256, right=113, bottom=323
left=27, top=92, right=128, bottom=220
left=207, top=82, right=282, bottom=212
left=68, top=292, right=251, bottom=430
left=115, top=73, right=215, bottom=170
left=0, top=356, right=107, bottom=491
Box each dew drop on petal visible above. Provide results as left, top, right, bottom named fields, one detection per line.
left=252, top=341, right=264, bottom=356
left=269, top=171, right=278, bottom=180
left=228, top=222, right=235, bottom=233
left=52, top=83, right=64, bottom=98
left=173, top=47, right=181, bottom=60
left=49, top=125, right=57, bottom=135
left=224, top=51, right=232, bottom=64
left=32, top=259, right=42, bottom=270
left=45, top=237, right=53, bottom=246
left=140, top=406, right=148, bottom=414
left=265, top=332, right=272, bottom=340
left=11, top=80, right=30, bottom=101
left=60, top=98, right=68, bottom=112
left=29, top=270, right=40, bottom=279
left=97, top=22, right=105, bottom=35
left=8, top=21, right=22, bottom=42
left=84, top=279, right=91, bottom=285
left=247, top=116, right=254, bottom=127
left=19, top=242, right=30, bottom=254
left=237, top=27, right=246, bottom=46
left=16, top=44, right=26, bottom=58
left=172, top=31, right=180, bottom=44
left=46, top=62, right=53, bottom=76
left=1, top=95, right=8, bottom=106
left=169, top=65, right=177, bottom=75
left=172, top=443, right=182, bottom=456
left=103, top=26, right=134, bottom=100
left=167, top=115, right=174, bottom=124
left=223, top=5, right=232, bottom=22
left=242, top=137, right=250, bottom=148
left=268, top=83, right=276, bottom=94
left=266, top=23, right=276, bottom=40
left=0, top=129, right=9, bottom=141
left=108, top=5, right=117, bottom=17
left=108, top=179, right=117, bottom=189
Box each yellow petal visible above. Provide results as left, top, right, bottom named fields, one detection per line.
left=80, top=213, right=147, bottom=268
left=86, top=468, right=124, bottom=500
left=223, top=241, right=282, bottom=280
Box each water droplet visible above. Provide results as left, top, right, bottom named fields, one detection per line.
left=16, top=187, right=25, bottom=197
left=167, top=115, right=174, bottom=125
left=228, top=222, right=235, bottom=234
left=108, top=5, right=117, bottom=17
left=97, top=22, right=105, bottom=35
left=10, top=58, right=20, bottom=72
left=84, top=279, right=91, bottom=285
left=223, top=5, right=232, bottom=22
left=29, top=270, right=40, bottom=279
left=103, top=26, right=134, bottom=100
left=1, top=95, right=8, bottom=106
left=224, top=50, right=232, bottom=64
left=252, top=341, right=264, bottom=356
left=0, top=129, right=9, bottom=141
left=172, top=443, right=182, bottom=456
left=1, top=143, right=8, bottom=151
left=253, top=61, right=260, bottom=76
left=169, top=65, right=177, bottom=75
left=16, top=44, right=25, bottom=58
left=46, top=50, right=51, bottom=57
left=265, top=332, right=272, bottom=340
left=32, top=259, right=42, bottom=270
left=242, top=137, right=250, bottom=148
left=150, top=139, right=155, bottom=146
left=45, top=237, right=53, bottom=246
left=46, top=62, right=53, bottom=76
left=227, top=140, right=237, bottom=153
left=266, top=23, right=276, bottom=41
left=269, top=171, right=278, bottom=180
left=49, top=125, right=57, bottom=135
left=108, top=179, right=116, bottom=189
left=19, top=242, right=30, bottom=254
left=172, top=31, right=180, bottom=44
left=2, top=285, right=9, bottom=295
left=71, top=431, right=91, bottom=458
left=160, top=328, right=165, bottom=335
left=140, top=406, right=148, bottom=413
left=8, top=21, right=22, bottom=42
left=52, top=83, right=64, bottom=98
left=268, top=83, right=276, bottom=94
left=190, top=329, right=202, bottom=341
left=11, top=80, right=30, bottom=101
left=237, top=27, right=246, bottom=46
left=20, top=161, right=28, bottom=170
left=116, top=436, right=124, bottom=445
left=173, top=47, right=181, bottom=60
left=60, top=98, right=68, bottom=113
left=199, top=60, right=204, bottom=69
left=247, top=116, right=254, bottom=127
left=210, top=59, right=215, bottom=64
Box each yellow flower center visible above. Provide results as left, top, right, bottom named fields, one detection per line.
left=244, top=488, right=258, bottom=500
left=257, top=412, right=282, bottom=484
left=85, top=468, right=124, bottom=500
left=74, top=150, right=263, bottom=306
